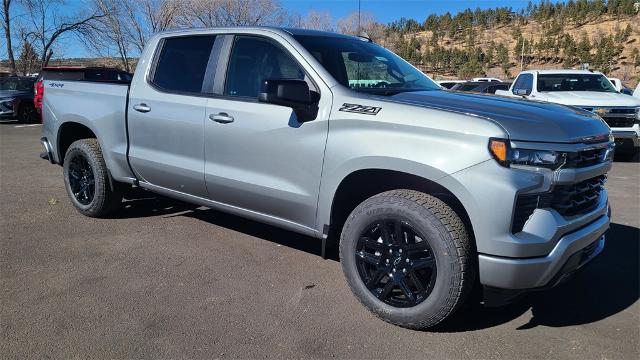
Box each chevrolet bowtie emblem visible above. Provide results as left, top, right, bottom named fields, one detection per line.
left=593, top=108, right=609, bottom=115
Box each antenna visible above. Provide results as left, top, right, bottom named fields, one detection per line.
left=358, top=0, right=361, bottom=34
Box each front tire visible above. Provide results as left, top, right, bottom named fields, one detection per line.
left=339, top=189, right=475, bottom=329
left=63, top=139, right=122, bottom=217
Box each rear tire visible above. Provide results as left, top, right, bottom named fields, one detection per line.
left=63, top=139, right=122, bottom=217
left=17, top=102, right=38, bottom=123
left=339, top=189, right=475, bottom=329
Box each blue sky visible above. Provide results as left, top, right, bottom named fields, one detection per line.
left=16, top=0, right=546, bottom=59
left=283, top=0, right=537, bottom=23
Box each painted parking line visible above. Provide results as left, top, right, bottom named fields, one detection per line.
left=14, top=124, right=42, bottom=128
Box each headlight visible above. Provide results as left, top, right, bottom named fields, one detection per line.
left=489, top=138, right=567, bottom=169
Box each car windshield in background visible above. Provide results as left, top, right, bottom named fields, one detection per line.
left=293, top=35, right=440, bottom=95
left=537, top=74, right=617, bottom=93
left=0, top=79, right=34, bottom=91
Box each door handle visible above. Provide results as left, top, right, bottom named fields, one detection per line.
left=209, top=112, right=234, bottom=124
left=133, top=103, right=151, bottom=113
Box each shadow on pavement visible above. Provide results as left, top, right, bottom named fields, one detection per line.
left=614, top=152, right=639, bottom=163
left=438, top=222, right=639, bottom=332
left=113, top=188, right=330, bottom=258
left=112, top=189, right=639, bottom=331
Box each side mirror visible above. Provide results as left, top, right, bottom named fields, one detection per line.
left=258, top=79, right=319, bottom=122
left=514, top=88, right=530, bottom=96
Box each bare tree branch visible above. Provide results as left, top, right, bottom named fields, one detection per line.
left=21, top=0, right=105, bottom=67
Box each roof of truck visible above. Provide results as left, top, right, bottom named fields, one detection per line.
left=523, top=69, right=604, bottom=75
left=157, top=26, right=360, bottom=40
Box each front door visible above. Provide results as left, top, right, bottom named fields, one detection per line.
left=204, top=35, right=329, bottom=229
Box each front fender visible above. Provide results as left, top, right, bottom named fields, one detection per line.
left=316, top=156, right=456, bottom=234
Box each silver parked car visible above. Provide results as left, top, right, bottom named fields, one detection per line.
left=40, top=28, right=613, bottom=329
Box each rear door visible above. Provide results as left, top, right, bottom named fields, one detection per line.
left=128, top=35, right=217, bottom=198
left=202, top=34, right=330, bottom=229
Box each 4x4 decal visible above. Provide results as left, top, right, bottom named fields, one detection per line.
left=339, top=103, right=381, bottom=115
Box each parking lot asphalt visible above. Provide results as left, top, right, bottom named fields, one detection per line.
left=1, top=122, right=639, bottom=359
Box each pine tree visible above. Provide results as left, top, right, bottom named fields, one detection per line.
left=496, top=44, right=511, bottom=77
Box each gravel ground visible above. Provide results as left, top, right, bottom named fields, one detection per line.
left=1, top=122, right=638, bottom=359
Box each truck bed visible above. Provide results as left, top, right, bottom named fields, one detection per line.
left=41, top=80, right=134, bottom=181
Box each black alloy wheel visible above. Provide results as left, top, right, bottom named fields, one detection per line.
left=355, top=219, right=437, bottom=308
left=67, top=153, right=95, bottom=205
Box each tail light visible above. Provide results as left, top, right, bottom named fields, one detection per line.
left=34, top=79, right=44, bottom=122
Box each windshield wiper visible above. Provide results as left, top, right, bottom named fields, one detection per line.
left=355, top=88, right=435, bottom=96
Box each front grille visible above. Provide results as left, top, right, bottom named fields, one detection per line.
left=602, top=116, right=635, bottom=128
left=551, top=175, right=606, bottom=216
left=565, top=147, right=607, bottom=168
left=512, top=175, right=606, bottom=233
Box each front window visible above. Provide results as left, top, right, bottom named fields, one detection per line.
left=537, top=74, right=617, bottom=93
left=293, top=35, right=440, bottom=95
left=0, top=79, right=34, bottom=91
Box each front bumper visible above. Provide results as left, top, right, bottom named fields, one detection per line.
left=611, top=126, right=639, bottom=151
left=438, top=141, right=612, bottom=291
left=478, top=211, right=608, bottom=289
left=0, top=98, right=15, bottom=117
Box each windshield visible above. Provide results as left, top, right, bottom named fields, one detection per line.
left=293, top=35, right=440, bottom=95
left=0, top=78, right=34, bottom=91
left=537, top=74, right=617, bottom=93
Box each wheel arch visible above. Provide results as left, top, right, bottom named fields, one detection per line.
left=320, top=163, right=475, bottom=247
left=56, top=120, right=99, bottom=165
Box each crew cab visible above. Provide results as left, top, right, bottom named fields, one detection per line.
left=41, top=28, right=613, bottom=329
left=496, top=70, right=640, bottom=157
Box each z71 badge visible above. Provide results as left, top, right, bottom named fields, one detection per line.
left=339, top=103, right=381, bottom=115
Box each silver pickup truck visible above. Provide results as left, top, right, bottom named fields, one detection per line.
left=40, top=27, right=613, bottom=329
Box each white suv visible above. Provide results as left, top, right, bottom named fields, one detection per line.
left=497, top=70, right=640, bottom=157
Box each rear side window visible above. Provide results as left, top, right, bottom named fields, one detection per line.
left=152, top=36, right=216, bottom=93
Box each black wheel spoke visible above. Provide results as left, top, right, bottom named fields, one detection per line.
left=365, top=270, right=385, bottom=290
left=398, top=279, right=416, bottom=303
left=378, top=222, right=392, bottom=243
left=360, top=236, right=383, bottom=250
left=408, top=271, right=426, bottom=294
left=377, top=281, right=394, bottom=300
left=357, top=251, right=381, bottom=266
left=410, top=258, right=435, bottom=271
left=393, top=220, right=404, bottom=245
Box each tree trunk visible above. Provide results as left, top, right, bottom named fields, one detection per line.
left=43, top=49, right=53, bottom=67
left=2, top=0, right=16, bottom=74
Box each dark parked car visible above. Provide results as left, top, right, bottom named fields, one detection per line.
left=450, top=81, right=512, bottom=94
left=0, top=76, right=38, bottom=123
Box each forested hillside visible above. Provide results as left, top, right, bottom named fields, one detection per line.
left=380, top=0, right=640, bottom=83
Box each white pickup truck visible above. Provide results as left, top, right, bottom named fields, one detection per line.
left=496, top=70, right=640, bottom=158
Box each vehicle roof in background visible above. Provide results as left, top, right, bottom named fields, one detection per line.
left=527, top=69, right=604, bottom=75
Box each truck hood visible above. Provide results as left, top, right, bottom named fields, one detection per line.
left=388, top=90, right=610, bottom=143
left=538, top=91, right=640, bottom=107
